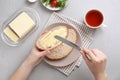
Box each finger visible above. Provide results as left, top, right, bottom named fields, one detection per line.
left=80, top=51, right=90, bottom=62
left=38, top=50, right=51, bottom=57
left=91, top=49, right=97, bottom=56
left=83, top=48, right=96, bottom=61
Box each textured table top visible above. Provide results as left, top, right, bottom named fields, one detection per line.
left=0, top=0, right=120, bottom=80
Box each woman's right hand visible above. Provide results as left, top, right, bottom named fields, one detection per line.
left=80, top=48, right=107, bottom=80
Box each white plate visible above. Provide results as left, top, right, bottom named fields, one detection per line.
left=41, top=23, right=82, bottom=67
left=40, top=0, right=69, bottom=11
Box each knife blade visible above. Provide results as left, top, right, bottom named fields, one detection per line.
left=55, top=35, right=81, bottom=51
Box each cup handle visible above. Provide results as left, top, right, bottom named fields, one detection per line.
left=102, top=24, right=107, bottom=27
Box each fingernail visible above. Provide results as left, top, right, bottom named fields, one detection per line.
left=86, top=54, right=92, bottom=61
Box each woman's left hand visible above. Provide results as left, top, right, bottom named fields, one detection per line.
left=25, top=46, right=50, bottom=68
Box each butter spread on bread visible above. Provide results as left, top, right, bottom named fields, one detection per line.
left=46, top=28, right=77, bottom=60
left=36, top=26, right=68, bottom=50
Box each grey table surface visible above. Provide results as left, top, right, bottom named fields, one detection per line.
left=0, top=0, right=120, bottom=80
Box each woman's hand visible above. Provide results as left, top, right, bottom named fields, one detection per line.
left=80, top=48, right=107, bottom=80
left=25, top=46, right=50, bottom=68
left=10, top=46, right=50, bottom=80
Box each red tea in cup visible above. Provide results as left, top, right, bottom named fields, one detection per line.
left=84, top=9, right=104, bottom=28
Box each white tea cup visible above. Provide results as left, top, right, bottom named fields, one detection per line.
left=84, top=9, right=105, bottom=29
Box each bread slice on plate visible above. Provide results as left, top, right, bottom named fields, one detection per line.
left=46, top=28, right=77, bottom=60
left=36, top=26, right=68, bottom=50
left=36, top=23, right=78, bottom=60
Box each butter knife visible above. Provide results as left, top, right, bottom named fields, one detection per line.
left=55, top=35, right=81, bottom=51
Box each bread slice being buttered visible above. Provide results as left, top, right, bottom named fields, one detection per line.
left=46, top=28, right=77, bottom=60
left=36, top=26, right=68, bottom=50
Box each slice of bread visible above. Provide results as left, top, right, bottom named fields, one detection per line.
left=46, top=28, right=78, bottom=60
left=36, top=26, right=68, bottom=50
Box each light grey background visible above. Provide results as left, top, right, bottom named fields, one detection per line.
left=0, top=0, right=120, bottom=80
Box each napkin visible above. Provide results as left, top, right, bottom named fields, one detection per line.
left=44, top=12, right=94, bottom=76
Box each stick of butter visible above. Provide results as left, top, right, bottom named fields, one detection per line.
left=4, top=27, right=19, bottom=42
left=9, top=12, right=35, bottom=38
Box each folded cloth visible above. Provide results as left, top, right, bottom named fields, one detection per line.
left=44, top=12, right=94, bottom=76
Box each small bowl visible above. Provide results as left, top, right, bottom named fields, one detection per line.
left=40, top=0, right=69, bottom=11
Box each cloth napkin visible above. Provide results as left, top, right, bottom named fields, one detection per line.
left=44, top=12, right=94, bottom=76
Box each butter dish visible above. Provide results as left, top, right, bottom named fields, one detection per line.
left=0, top=7, right=40, bottom=46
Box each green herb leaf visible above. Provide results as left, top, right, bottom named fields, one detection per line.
left=45, top=0, right=50, bottom=6
left=57, top=0, right=67, bottom=8
left=61, top=1, right=66, bottom=8
left=42, top=0, right=47, bottom=3
left=57, top=1, right=62, bottom=7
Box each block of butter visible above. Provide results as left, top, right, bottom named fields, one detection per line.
left=3, top=12, right=35, bottom=42
left=4, top=27, right=19, bottom=42
left=9, top=12, right=35, bottom=38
